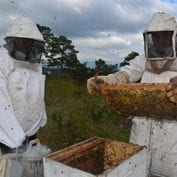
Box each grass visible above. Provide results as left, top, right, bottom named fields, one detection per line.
left=37, top=74, right=131, bottom=151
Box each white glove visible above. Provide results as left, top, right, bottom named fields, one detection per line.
left=87, top=76, right=105, bottom=95
left=167, top=76, right=177, bottom=103
left=87, top=71, right=129, bottom=95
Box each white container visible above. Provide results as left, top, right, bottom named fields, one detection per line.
left=43, top=137, right=148, bottom=177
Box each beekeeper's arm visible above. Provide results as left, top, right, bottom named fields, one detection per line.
left=0, top=48, right=25, bottom=149
left=166, top=76, right=177, bottom=103
left=87, top=55, right=146, bottom=94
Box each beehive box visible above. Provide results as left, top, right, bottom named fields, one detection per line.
left=43, top=137, right=147, bottom=177
left=100, top=83, right=177, bottom=119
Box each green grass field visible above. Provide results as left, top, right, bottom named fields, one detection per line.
left=37, top=75, right=131, bottom=151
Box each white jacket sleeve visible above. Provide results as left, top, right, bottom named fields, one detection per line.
left=103, top=55, right=146, bottom=83
left=0, top=48, right=25, bottom=148
left=120, top=55, right=146, bottom=82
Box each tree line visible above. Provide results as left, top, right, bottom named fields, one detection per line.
left=37, top=24, right=139, bottom=82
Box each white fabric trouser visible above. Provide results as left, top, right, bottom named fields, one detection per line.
left=130, top=117, right=177, bottom=177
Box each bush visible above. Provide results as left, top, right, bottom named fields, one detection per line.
left=37, top=75, right=130, bottom=151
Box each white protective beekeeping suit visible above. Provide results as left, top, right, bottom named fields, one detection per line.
left=87, top=12, right=177, bottom=177
left=0, top=16, right=47, bottom=149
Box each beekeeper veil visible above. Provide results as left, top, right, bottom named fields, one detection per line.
left=144, top=12, right=177, bottom=60
left=4, top=16, right=45, bottom=63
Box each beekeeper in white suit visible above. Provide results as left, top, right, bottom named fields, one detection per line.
left=87, top=12, right=177, bottom=177
left=0, top=16, right=47, bottom=153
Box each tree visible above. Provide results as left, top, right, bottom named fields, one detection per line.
left=70, top=62, right=91, bottom=82
left=95, top=58, right=118, bottom=75
left=37, top=24, right=54, bottom=42
left=37, top=24, right=54, bottom=65
left=47, top=36, right=79, bottom=72
left=120, top=51, right=139, bottom=67
left=37, top=25, right=79, bottom=72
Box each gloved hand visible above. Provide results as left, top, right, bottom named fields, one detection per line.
left=87, top=71, right=130, bottom=95
left=167, top=76, right=177, bottom=103
left=87, top=76, right=105, bottom=95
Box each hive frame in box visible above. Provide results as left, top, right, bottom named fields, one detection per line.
left=43, top=137, right=148, bottom=177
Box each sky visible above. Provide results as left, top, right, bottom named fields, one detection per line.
left=0, top=0, right=177, bottom=67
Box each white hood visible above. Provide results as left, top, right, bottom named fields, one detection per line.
left=143, top=12, right=177, bottom=60
left=5, top=16, right=44, bottom=42
left=144, top=12, right=177, bottom=32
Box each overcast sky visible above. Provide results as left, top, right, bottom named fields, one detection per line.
left=0, top=0, right=177, bottom=66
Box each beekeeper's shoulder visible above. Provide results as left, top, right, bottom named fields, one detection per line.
left=0, top=46, right=14, bottom=76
